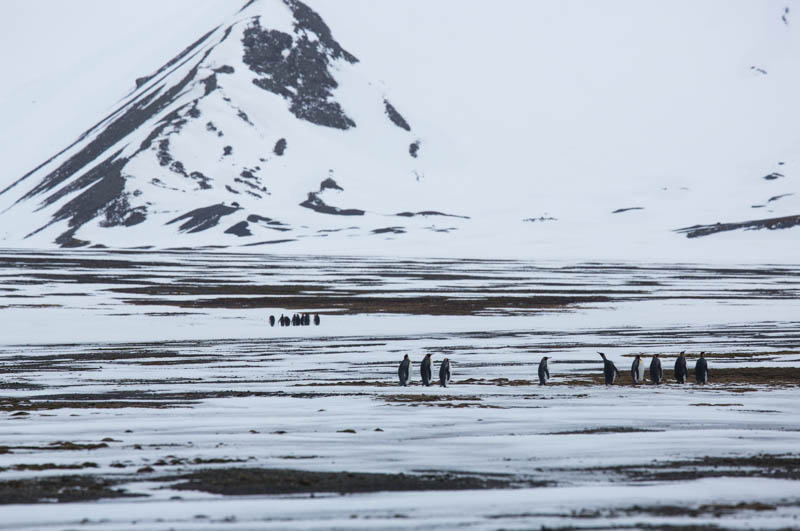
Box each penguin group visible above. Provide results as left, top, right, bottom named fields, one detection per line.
left=395, top=351, right=710, bottom=387
left=270, top=313, right=320, bottom=327
left=600, top=351, right=709, bottom=386
left=398, top=354, right=451, bottom=387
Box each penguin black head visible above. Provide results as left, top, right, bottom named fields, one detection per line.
left=403, top=354, right=409, bottom=360
left=680, top=351, right=685, bottom=356
left=700, top=351, right=705, bottom=358
left=597, top=351, right=607, bottom=360
left=654, top=353, right=660, bottom=358
left=635, top=354, right=641, bottom=360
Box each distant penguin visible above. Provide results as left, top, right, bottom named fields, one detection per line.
left=269, top=315, right=275, bottom=327
left=398, top=354, right=411, bottom=386
left=650, top=354, right=663, bottom=385
left=631, top=355, right=646, bottom=385
left=597, top=352, right=620, bottom=385
left=420, top=353, right=433, bottom=386
left=439, top=358, right=451, bottom=387
left=314, top=313, right=320, bottom=326
left=538, top=357, right=551, bottom=385
left=695, top=351, right=708, bottom=384
left=279, top=314, right=286, bottom=326
left=674, top=351, right=688, bottom=384
left=303, top=313, right=310, bottom=326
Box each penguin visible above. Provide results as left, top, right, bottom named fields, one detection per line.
left=420, top=353, right=433, bottom=386
left=674, top=351, right=688, bottom=384
left=314, top=313, right=320, bottom=326
left=303, top=313, right=310, bottom=326
left=695, top=351, right=708, bottom=384
left=538, top=356, right=550, bottom=385
left=279, top=314, right=286, bottom=326
left=269, top=315, right=275, bottom=327
left=439, top=358, right=451, bottom=387
left=597, top=352, right=621, bottom=385
left=398, top=354, right=411, bottom=386
left=650, top=354, right=663, bottom=385
left=631, top=355, right=646, bottom=385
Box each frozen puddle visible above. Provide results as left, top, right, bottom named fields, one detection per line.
left=0, top=250, right=799, bottom=529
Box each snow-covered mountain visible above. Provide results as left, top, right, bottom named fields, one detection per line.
left=1, top=0, right=799, bottom=260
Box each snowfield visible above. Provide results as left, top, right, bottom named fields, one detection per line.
left=0, top=250, right=799, bottom=529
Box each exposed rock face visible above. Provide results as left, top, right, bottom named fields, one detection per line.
left=676, top=214, right=800, bottom=238
left=167, top=204, right=241, bottom=233
left=300, top=179, right=364, bottom=216
left=273, top=138, right=287, bottom=156
left=384, top=100, right=411, bottom=131
left=242, top=2, right=358, bottom=130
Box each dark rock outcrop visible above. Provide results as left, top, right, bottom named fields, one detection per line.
left=384, top=100, right=411, bottom=131
left=676, top=214, right=800, bottom=238
left=242, top=1, right=358, bottom=130
left=167, top=204, right=240, bottom=233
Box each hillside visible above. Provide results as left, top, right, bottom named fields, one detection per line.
left=0, top=0, right=798, bottom=261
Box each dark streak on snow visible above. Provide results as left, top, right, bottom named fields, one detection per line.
left=612, top=207, right=644, bottom=214
left=242, top=239, right=297, bottom=247
left=167, top=204, right=241, bottom=233
left=409, top=141, right=420, bottom=158
left=273, top=138, right=287, bottom=155
left=225, top=221, right=252, bottom=237
left=300, top=179, right=363, bottom=216
left=676, top=215, right=800, bottom=238
left=373, top=227, right=406, bottom=235
left=384, top=100, right=411, bottom=131
left=247, top=214, right=290, bottom=229
left=396, top=211, right=470, bottom=220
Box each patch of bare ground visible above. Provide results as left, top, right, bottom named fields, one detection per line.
left=119, top=294, right=610, bottom=315
left=0, top=475, right=142, bottom=504
left=381, top=394, right=482, bottom=403
left=623, top=501, right=781, bottom=518
left=0, top=462, right=98, bottom=473
left=295, top=380, right=397, bottom=387
left=548, top=427, right=664, bottom=435
left=621, top=350, right=800, bottom=360
left=559, top=367, right=800, bottom=387
left=1, top=441, right=109, bottom=453
left=590, top=454, right=800, bottom=482
left=164, top=467, right=523, bottom=495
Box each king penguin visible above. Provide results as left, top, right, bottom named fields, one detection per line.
left=631, top=355, right=646, bottom=385
left=538, top=356, right=550, bottom=385
left=674, top=351, right=688, bottom=384
left=269, top=315, right=275, bottom=327
left=398, top=354, right=411, bottom=386
left=695, top=351, right=709, bottom=384
left=597, top=352, right=621, bottom=385
left=650, top=353, right=663, bottom=385
left=420, top=353, right=433, bottom=386
left=439, top=358, right=451, bottom=387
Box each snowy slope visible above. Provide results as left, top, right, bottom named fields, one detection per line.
left=1, top=0, right=799, bottom=260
